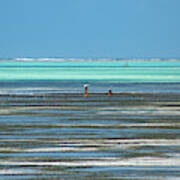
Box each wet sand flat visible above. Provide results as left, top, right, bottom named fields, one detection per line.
left=0, top=93, right=180, bottom=179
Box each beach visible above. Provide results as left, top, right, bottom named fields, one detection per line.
left=0, top=60, right=180, bottom=179
left=1, top=0, right=180, bottom=178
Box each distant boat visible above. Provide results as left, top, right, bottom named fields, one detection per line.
left=124, top=62, right=129, bottom=67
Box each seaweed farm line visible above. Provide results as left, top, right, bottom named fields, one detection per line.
left=0, top=93, right=180, bottom=179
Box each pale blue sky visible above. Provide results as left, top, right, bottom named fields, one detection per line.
left=0, top=0, right=180, bottom=59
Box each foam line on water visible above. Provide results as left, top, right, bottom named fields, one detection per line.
left=9, top=58, right=180, bottom=62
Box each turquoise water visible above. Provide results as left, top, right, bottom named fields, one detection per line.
left=1, top=61, right=180, bottom=82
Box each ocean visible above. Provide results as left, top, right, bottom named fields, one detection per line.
left=0, top=59, right=180, bottom=179
left=1, top=59, right=180, bottom=94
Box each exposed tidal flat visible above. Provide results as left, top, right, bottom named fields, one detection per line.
left=0, top=92, right=180, bottom=179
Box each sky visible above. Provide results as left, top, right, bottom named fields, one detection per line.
left=0, top=0, right=180, bottom=59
